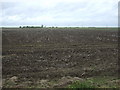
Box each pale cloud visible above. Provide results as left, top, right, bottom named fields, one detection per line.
left=1, top=0, right=118, bottom=27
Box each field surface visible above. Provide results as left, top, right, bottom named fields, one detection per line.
left=2, top=28, right=119, bottom=88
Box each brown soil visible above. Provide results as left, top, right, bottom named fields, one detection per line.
left=2, top=28, right=118, bottom=88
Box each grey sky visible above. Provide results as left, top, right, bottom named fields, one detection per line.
left=1, top=0, right=118, bottom=27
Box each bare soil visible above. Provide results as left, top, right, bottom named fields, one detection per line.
left=2, top=28, right=119, bottom=88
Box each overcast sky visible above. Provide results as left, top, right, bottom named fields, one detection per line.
left=0, top=0, right=118, bottom=27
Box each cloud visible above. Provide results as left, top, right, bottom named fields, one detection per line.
left=1, top=0, right=118, bottom=27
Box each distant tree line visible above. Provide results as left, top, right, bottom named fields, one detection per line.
left=19, top=25, right=60, bottom=28
left=19, top=25, right=44, bottom=28
left=19, top=26, right=97, bottom=29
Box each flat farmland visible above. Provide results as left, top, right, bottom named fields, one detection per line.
left=2, top=28, right=119, bottom=88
